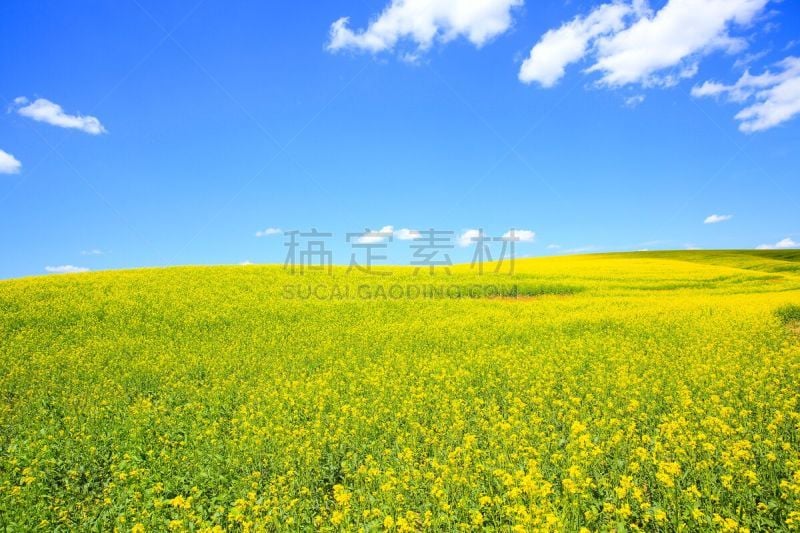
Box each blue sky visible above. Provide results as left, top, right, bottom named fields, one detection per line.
left=1, top=0, right=798, bottom=278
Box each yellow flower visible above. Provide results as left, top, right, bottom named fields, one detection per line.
left=656, top=471, right=675, bottom=488
left=169, top=495, right=191, bottom=510
left=333, top=484, right=352, bottom=506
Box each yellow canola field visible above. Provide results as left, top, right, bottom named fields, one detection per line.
left=1, top=251, right=800, bottom=531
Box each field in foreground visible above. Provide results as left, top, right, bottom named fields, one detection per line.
left=2, top=251, right=800, bottom=531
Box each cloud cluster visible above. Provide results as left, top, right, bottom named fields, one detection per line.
left=353, top=226, right=423, bottom=244
left=254, top=226, right=427, bottom=244
left=45, top=265, right=89, bottom=274
left=0, top=149, right=21, bottom=174
left=13, top=97, right=106, bottom=135
left=519, top=2, right=633, bottom=87
left=327, top=0, right=796, bottom=131
left=344, top=226, right=535, bottom=247
left=355, top=225, right=395, bottom=244
left=457, top=229, right=482, bottom=247
left=521, top=0, right=768, bottom=88
left=519, top=0, right=800, bottom=131
left=692, top=56, right=800, bottom=132
left=458, top=228, right=535, bottom=246
left=588, top=0, right=765, bottom=87
left=327, top=0, right=522, bottom=59
left=502, top=229, right=535, bottom=242
left=704, top=214, right=733, bottom=224
left=756, top=237, right=798, bottom=250
left=325, top=0, right=772, bottom=86
left=395, top=228, right=421, bottom=240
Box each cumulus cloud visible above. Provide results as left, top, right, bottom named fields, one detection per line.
left=704, top=214, right=733, bottom=224
left=327, top=0, right=522, bottom=58
left=588, top=0, right=767, bottom=87
left=255, top=227, right=282, bottom=237
left=13, top=97, right=106, bottom=135
left=692, top=56, right=800, bottom=132
left=45, top=265, right=89, bottom=274
left=502, top=229, right=536, bottom=242
left=756, top=237, right=799, bottom=250
left=519, top=2, right=632, bottom=87
left=457, top=229, right=481, bottom=247
left=356, top=225, right=394, bottom=244
left=459, top=228, right=535, bottom=246
left=395, top=228, right=421, bottom=240
left=521, top=0, right=770, bottom=89
left=0, top=149, right=22, bottom=174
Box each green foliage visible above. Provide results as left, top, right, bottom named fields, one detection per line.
left=776, top=304, right=800, bottom=324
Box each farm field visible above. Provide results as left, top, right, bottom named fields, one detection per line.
left=2, top=251, right=800, bottom=531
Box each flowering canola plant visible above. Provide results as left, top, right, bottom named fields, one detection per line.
left=1, top=250, right=800, bottom=531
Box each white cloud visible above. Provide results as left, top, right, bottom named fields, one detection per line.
left=704, top=214, right=733, bottom=224
left=733, top=49, right=770, bottom=70
left=502, top=229, right=536, bottom=242
left=255, top=227, right=282, bottom=237
left=756, top=237, right=799, bottom=250
left=589, top=0, right=768, bottom=87
left=327, top=0, right=522, bottom=58
left=519, top=2, right=632, bottom=87
left=692, top=56, right=800, bottom=132
left=356, top=225, right=394, bottom=244
left=459, top=228, right=535, bottom=246
left=14, top=97, right=106, bottom=135
left=80, top=249, right=105, bottom=256
left=523, top=0, right=770, bottom=90
left=45, top=265, right=89, bottom=274
left=240, top=260, right=254, bottom=266
left=395, top=228, right=421, bottom=240
left=624, top=94, right=646, bottom=107
left=0, top=149, right=21, bottom=174
left=457, top=229, right=481, bottom=247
